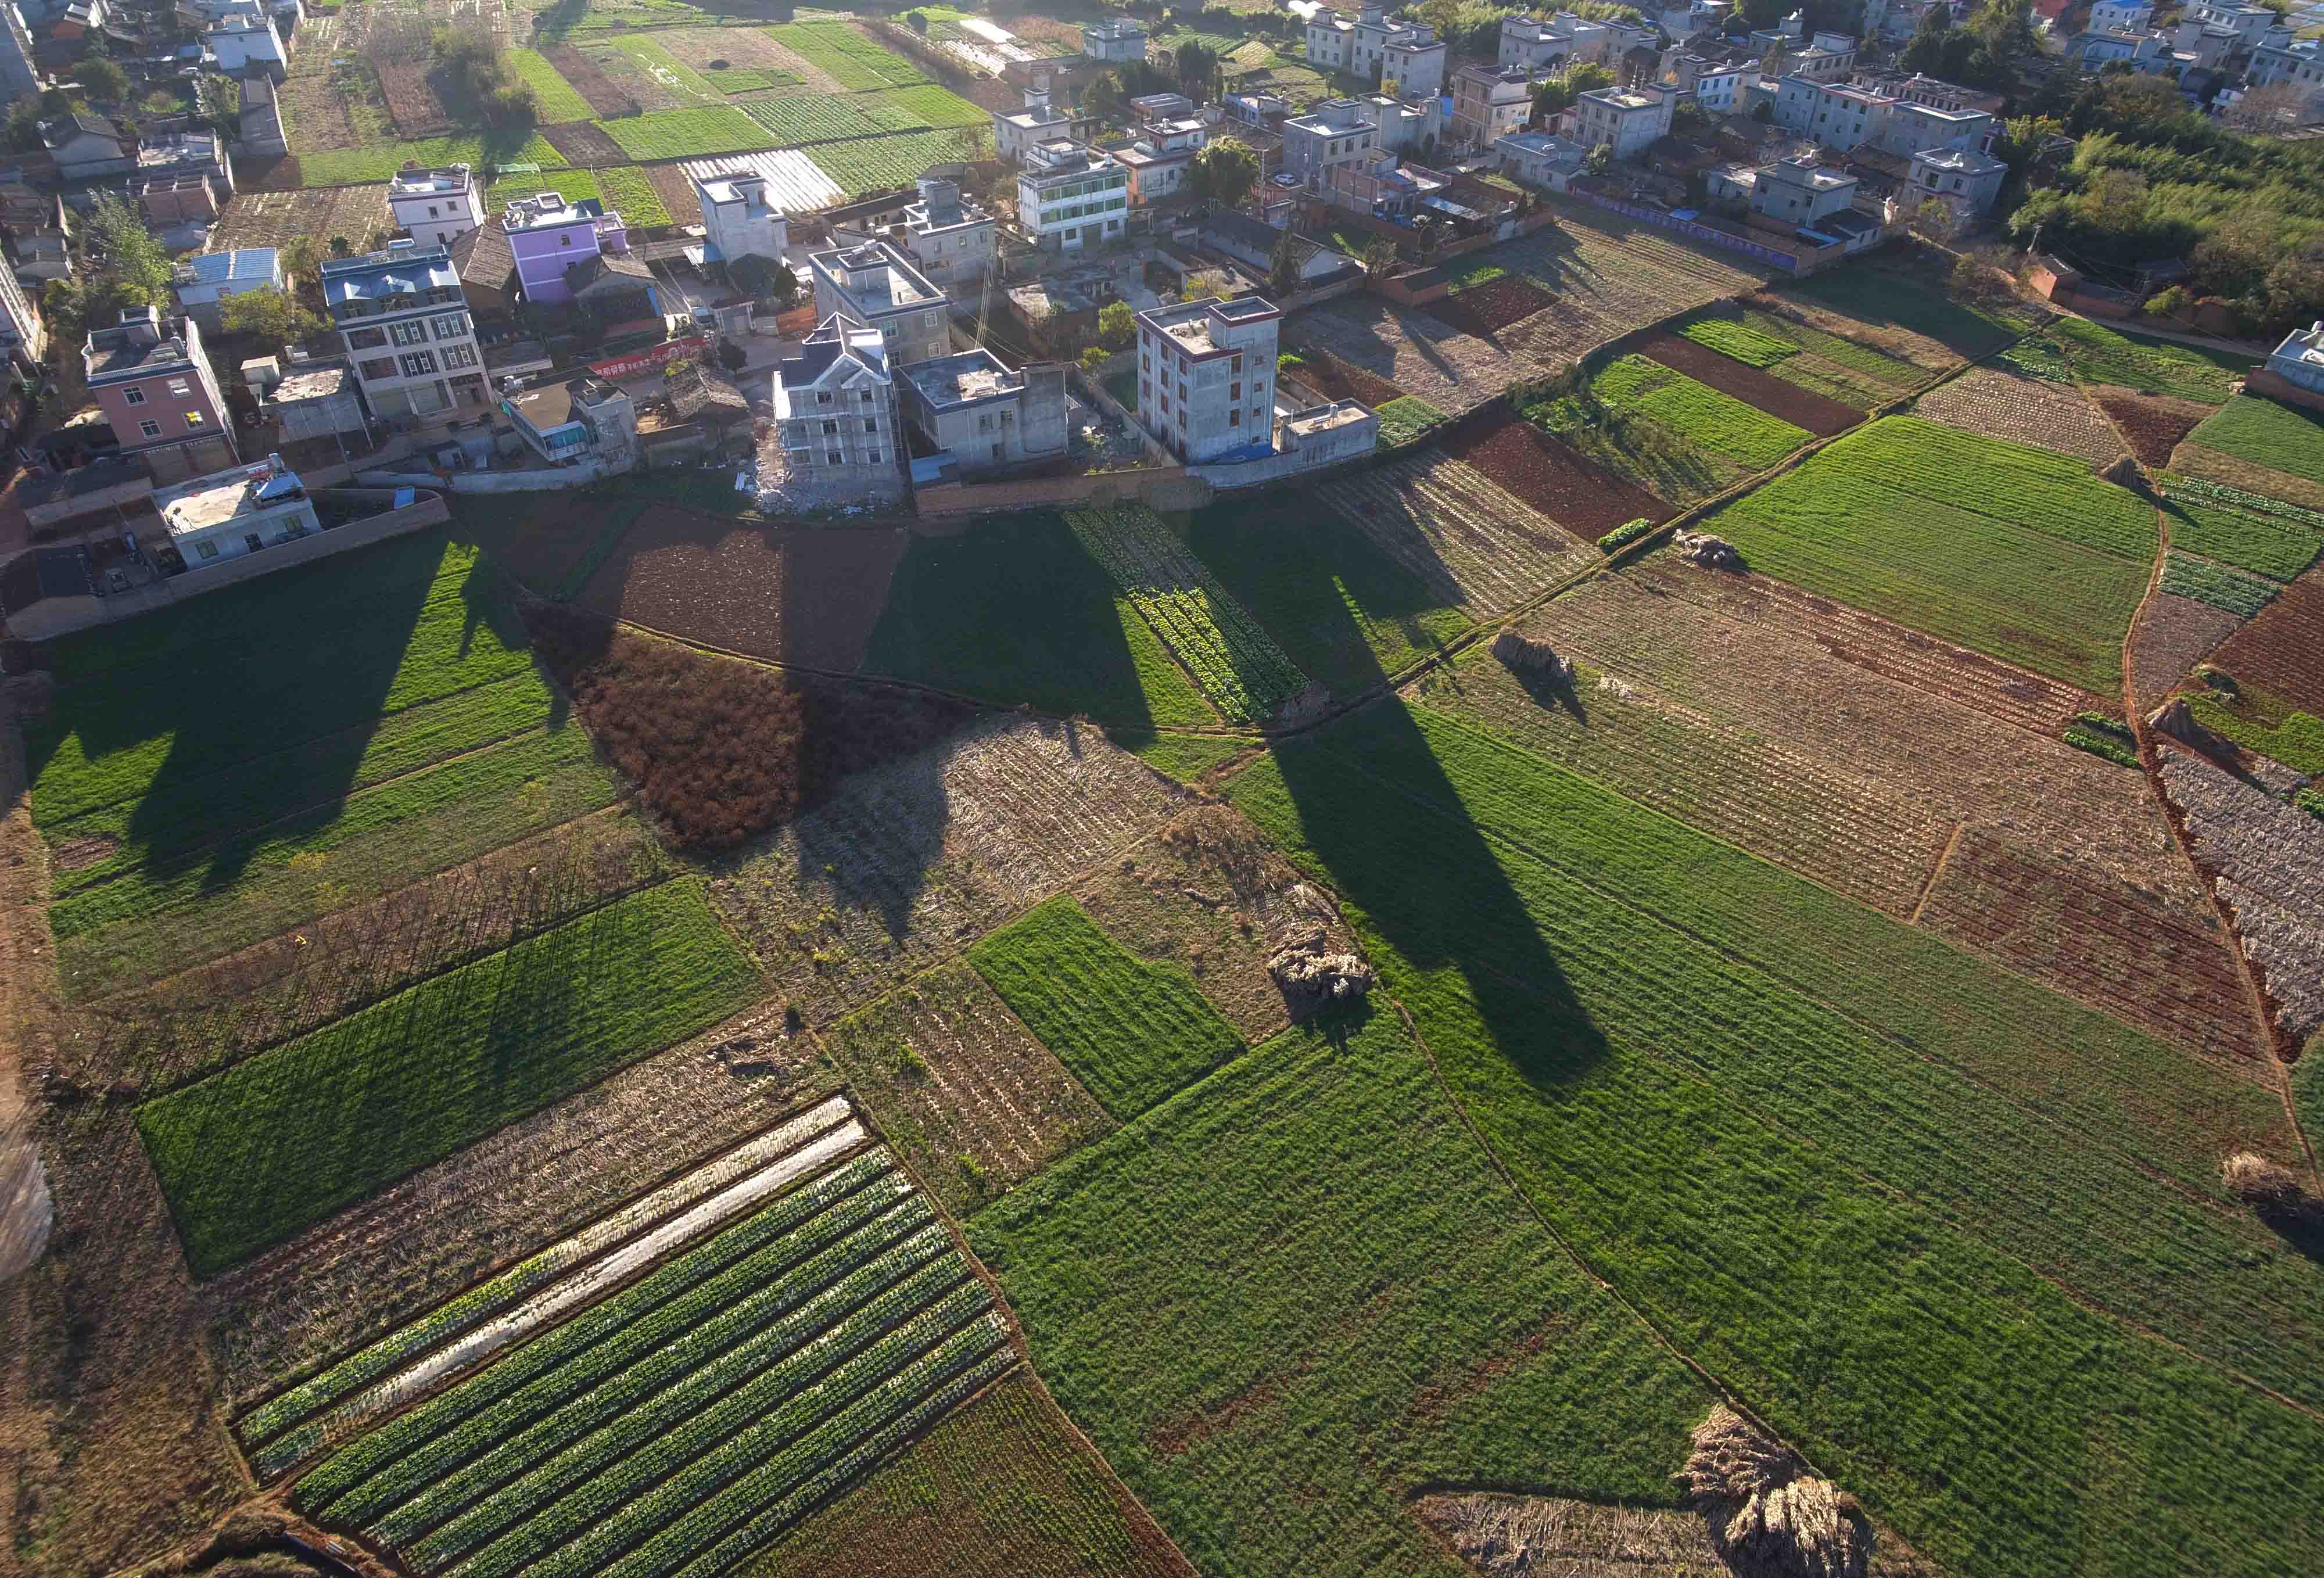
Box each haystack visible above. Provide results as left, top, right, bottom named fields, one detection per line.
left=1268, top=939, right=1374, bottom=1014
left=2222, top=1152, right=2318, bottom=1219
left=1675, top=1406, right=1871, bottom=1578
left=1674, top=532, right=1744, bottom=571
left=2147, top=697, right=2212, bottom=748
left=1491, top=630, right=1572, bottom=678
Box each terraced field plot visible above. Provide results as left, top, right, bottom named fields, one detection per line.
left=1779, top=259, right=2036, bottom=361
left=1439, top=405, right=1672, bottom=540
left=1724, top=300, right=1933, bottom=409
left=763, top=20, right=928, bottom=89
left=23, top=532, right=626, bottom=999
left=597, top=106, right=776, bottom=161
left=1315, top=449, right=1597, bottom=615
left=1633, top=331, right=1860, bottom=436
left=2182, top=394, right=2324, bottom=493
left=747, top=1371, right=1194, bottom=1578
left=288, top=1121, right=1019, bottom=1577
left=1913, top=364, right=2126, bottom=466
left=809, top=128, right=992, bottom=196
left=2129, top=592, right=2248, bottom=710
left=592, top=33, right=728, bottom=108
left=1474, top=207, right=1771, bottom=367
left=2162, top=747, right=2324, bottom=1040
left=1587, top=353, right=1814, bottom=474
left=210, top=184, right=393, bottom=252
left=2042, top=317, right=2251, bottom=404
left=824, top=961, right=1111, bottom=1217
left=1707, top=416, right=2157, bottom=692
left=1418, top=558, right=2252, bottom=1064
left=2184, top=566, right=2324, bottom=755
left=2097, top=388, right=2213, bottom=467
left=1284, top=296, right=1539, bottom=415
left=708, top=717, right=1191, bottom=1027
left=1230, top=700, right=2324, bottom=1578
left=2160, top=477, right=2324, bottom=582
left=971, top=1009, right=1715, bottom=1578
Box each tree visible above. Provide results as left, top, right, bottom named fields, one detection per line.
left=1183, top=269, right=1228, bottom=302
left=1188, top=137, right=1259, bottom=207
left=4, top=91, right=39, bottom=153
left=1900, top=5, right=1953, bottom=76
left=1096, top=299, right=1136, bottom=350
left=1361, top=232, right=1400, bottom=276
left=906, top=9, right=928, bottom=32
left=2223, top=83, right=2309, bottom=134
left=79, top=54, right=128, bottom=102
left=83, top=192, right=173, bottom=316
left=1585, top=141, right=1613, bottom=174
left=1268, top=223, right=1301, bottom=298
left=1079, top=344, right=1111, bottom=372
left=1909, top=196, right=1961, bottom=243
left=716, top=338, right=747, bottom=371
left=2144, top=284, right=2191, bottom=318
left=729, top=253, right=798, bottom=309
left=1173, top=40, right=1221, bottom=103
left=279, top=235, right=324, bottom=299
left=220, top=285, right=327, bottom=346
left=198, top=73, right=241, bottom=139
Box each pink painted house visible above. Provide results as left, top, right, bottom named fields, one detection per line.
left=83, top=306, right=236, bottom=479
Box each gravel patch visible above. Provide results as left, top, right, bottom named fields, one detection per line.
left=2160, top=746, right=2324, bottom=1039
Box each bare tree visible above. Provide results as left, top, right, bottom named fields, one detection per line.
left=2222, top=83, right=2314, bottom=136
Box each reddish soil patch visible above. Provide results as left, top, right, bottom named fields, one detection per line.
left=1637, top=332, right=1861, bottom=436
left=543, top=42, right=642, bottom=118
left=2201, top=571, right=2324, bottom=717
left=2090, top=386, right=2209, bottom=469
left=578, top=505, right=907, bottom=671
left=1437, top=406, right=1671, bottom=540
left=647, top=163, right=703, bottom=227
left=379, top=60, right=453, bottom=136
left=540, top=119, right=629, bottom=166
left=2129, top=590, right=2245, bottom=711
left=1287, top=350, right=1404, bottom=409
left=1430, top=275, right=1555, bottom=337
left=525, top=602, right=977, bottom=851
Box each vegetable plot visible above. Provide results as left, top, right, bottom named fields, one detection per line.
left=1065, top=504, right=1310, bottom=722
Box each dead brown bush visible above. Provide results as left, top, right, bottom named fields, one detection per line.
left=1492, top=630, right=1569, bottom=674
left=2223, top=1152, right=2321, bottom=1218
left=523, top=602, right=979, bottom=852
left=1676, top=1406, right=1873, bottom=1578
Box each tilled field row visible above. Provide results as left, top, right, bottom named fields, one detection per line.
left=1319, top=454, right=1594, bottom=616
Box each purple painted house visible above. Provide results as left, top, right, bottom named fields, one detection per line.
left=501, top=192, right=638, bottom=307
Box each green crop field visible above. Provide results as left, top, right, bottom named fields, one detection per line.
left=1737, top=306, right=1925, bottom=408
left=971, top=1008, right=1712, bottom=1577
left=504, top=48, right=596, bottom=123
left=765, top=21, right=927, bottom=89
left=292, top=1146, right=1016, bottom=1575
left=858, top=83, right=987, bottom=129
left=486, top=168, right=602, bottom=209
left=2161, top=486, right=2324, bottom=581
left=808, top=128, right=988, bottom=195
left=738, top=94, right=895, bottom=144
left=1709, top=417, right=2157, bottom=691
left=1591, top=355, right=1813, bottom=469
left=862, top=510, right=1214, bottom=729
left=1225, top=698, right=2324, bottom=1578
left=2185, top=687, right=2324, bottom=777
left=596, top=106, right=775, bottom=160
left=1677, top=315, right=1798, bottom=367
left=1183, top=498, right=1472, bottom=694
left=968, top=896, right=1244, bottom=1118
left=1373, top=395, right=1449, bottom=447
left=138, top=878, right=762, bottom=1275
left=601, top=33, right=726, bottom=103
left=299, top=132, right=566, bottom=188
left=594, top=164, right=673, bottom=227
left=1783, top=262, right=2033, bottom=358
left=2186, top=395, right=2324, bottom=488
left=2046, top=318, right=2251, bottom=403
left=2161, top=550, right=2280, bottom=618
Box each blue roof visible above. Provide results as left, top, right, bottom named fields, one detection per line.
left=184, top=248, right=277, bottom=284
left=319, top=246, right=461, bottom=306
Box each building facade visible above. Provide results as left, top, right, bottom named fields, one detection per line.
left=2266, top=322, right=2324, bottom=396
left=0, top=260, right=43, bottom=377
left=1450, top=64, right=1533, bottom=149
left=1751, top=155, right=1857, bottom=226
left=1909, top=144, right=2006, bottom=217
left=774, top=313, right=900, bottom=497
left=994, top=88, right=1070, bottom=163
left=502, top=374, right=636, bottom=466
left=501, top=191, right=630, bottom=307
left=1134, top=295, right=1280, bottom=463
left=809, top=240, right=949, bottom=364
left=900, top=178, right=994, bottom=291
left=694, top=169, right=787, bottom=266
left=206, top=12, right=286, bottom=78
left=1500, top=10, right=1612, bottom=70
left=899, top=349, right=1068, bottom=474
left=170, top=247, right=282, bottom=332
left=1282, top=98, right=1383, bottom=188
left=85, top=307, right=236, bottom=476
left=318, top=241, right=487, bottom=418
left=1081, top=17, right=1146, bottom=60
left=1570, top=84, right=1676, bottom=159
left=155, top=453, right=315, bottom=567
left=1015, top=139, right=1128, bottom=253
left=389, top=166, right=486, bottom=250
left=1116, top=115, right=1208, bottom=205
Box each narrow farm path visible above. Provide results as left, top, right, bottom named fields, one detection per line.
left=0, top=685, right=54, bottom=1281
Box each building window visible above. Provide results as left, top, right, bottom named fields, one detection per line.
left=1230, top=382, right=1241, bottom=399
left=400, top=352, right=436, bottom=376
left=139, top=418, right=161, bottom=438
left=862, top=390, right=875, bottom=404
left=123, top=386, right=145, bottom=405
left=348, top=327, right=388, bottom=350
left=360, top=358, right=396, bottom=381
left=169, top=379, right=192, bottom=398
left=822, top=419, right=838, bottom=435
left=431, top=314, right=467, bottom=340
left=818, top=392, right=833, bottom=406
left=1229, top=408, right=1240, bottom=425
left=828, top=450, right=842, bottom=465
left=185, top=410, right=206, bottom=428
left=865, top=418, right=877, bottom=433
left=442, top=344, right=478, bottom=370
left=869, top=449, right=882, bottom=462
left=196, top=539, right=218, bottom=559
left=391, top=320, right=428, bottom=347
left=560, top=234, right=571, bottom=246
left=428, top=205, right=438, bottom=217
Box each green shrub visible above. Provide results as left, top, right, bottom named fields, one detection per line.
left=2064, top=725, right=2142, bottom=768
left=1599, top=517, right=1656, bottom=553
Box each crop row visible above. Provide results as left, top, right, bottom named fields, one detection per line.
left=1226, top=707, right=2324, bottom=1575
left=1677, top=316, right=1798, bottom=368
left=654, top=1340, right=1019, bottom=1578
left=808, top=127, right=989, bottom=197
left=1066, top=504, right=1308, bottom=721
left=390, top=1235, right=964, bottom=1564
left=860, top=84, right=987, bottom=129
left=968, top=895, right=1244, bottom=1120
left=2187, top=395, right=2324, bottom=489
left=738, top=94, right=898, bottom=146
left=2162, top=472, right=2324, bottom=532
left=1592, top=356, right=1810, bottom=469
left=446, top=1283, right=997, bottom=1578
left=596, top=107, right=775, bottom=161
left=290, top=1152, right=906, bottom=1497
left=2162, top=492, right=2324, bottom=583
left=252, top=1103, right=864, bottom=1457
left=138, top=877, right=765, bottom=1276
left=765, top=21, right=926, bottom=89
left=2161, top=550, right=2280, bottom=619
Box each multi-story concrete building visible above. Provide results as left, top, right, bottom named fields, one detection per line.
left=1450, top=64, right=1533, bottom=149
left=994, top=88, right=1070, bottom=163
left=1081, top=16, right=1147, bottom=60
left=1134, top=295, right=1280, bottom=463
left=84, top=307, right=235, bottom=477
left=1305, top=6, right=1355, bottom=71
left=899, top=349, right=1067, bottom=474
left=1909, top=144, right=2007, bottom=218
left=2187, top=0, right=2276, bottom=49
left=2265, top=321, right=2324, bottom=398
left=1129, top=91, right=1195, bottom=121
left=154, top=452, right=316, bottom=567
left=1015, top=138, right=1128, bottom=253
left=389, top=166, right=485, bottom=250
left=1500, top=10, right=1611, bottom=71
left=1788, top=31, right=1857, bottom=80
left=1771, top=74, right=1991, bottom=156
left=318, top=240, right=487, bottom=418
left=1281, top=98, right=1382, bottom=189
left=2089, top=0, right=2154, bottom=30
left=899, top=178, right=993, bottom=291
left=1115, top=114, right=1210, bottom=206
left=1308, top=5, right=1444, bottom=97
left=694, top=169, right=787, bottom=266
left=2248, top=35, right=2324, bottom=99
left=1569, top=83, right=1676, bottom=159
left=1750, top=155, right=1858, bottom=227
left=206, top=11, right=286, bottom=79
left=501, top=191, right=630, bottom=308
left=501, top=374, right=636, bottom=467
left=774, top=313, right=900, bottom=497
left=1495, top=129, right=1587, bottom=191
left=810, top=240, right=949, bottom=365
left=170, top=248, right=282, bottom=332
left=0, top=260, right=41, bottom=376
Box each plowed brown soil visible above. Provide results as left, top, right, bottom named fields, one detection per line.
left=1637, top=332, right=1862, bottom=436
left=543, top=42, right=643, bottom=117
left=577, top=507, right=908, bottom=671
left=2129, top=590, right=2244, bottom=711
left=2200, top=569, right=2324, bottom=718
left=648, top=163, right=704, bottom=226
left=1286, top=351, right=1403, bottom=410
left=1431, top=275, right=1555, bottom=337
left=2092, top=386, right=2210, bottom=468
left=540, top=119, right=629, bottom=166
left=1438, top=406, right=1672, bottom=540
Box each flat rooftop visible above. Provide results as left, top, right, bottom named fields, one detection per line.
left=1140, top=295, right=1281, bottom=355
left=155, top=458, right=305, bottom=537
left=813, top=243, right=942, bottom=311
left=389, top=166, right=474, bottom=196
left=906, top=348, right=1025, bottom=409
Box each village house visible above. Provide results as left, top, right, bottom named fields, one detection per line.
left=41, top=112, right=128, bottom=181
left=899, top=349, right=1068, bottom=476
left=1568, top=84, right=1679, bottom=160
left=318, top=240, right=487, bottom=418
left=171, top=248, right=282, bottom=332
left=0, top=261, right=42, bottom=377
left=501, top=191, right=633, bottom=308
left=693, top=170, right=787, bottom=268
left=84, top=306, right=236, bottom=479
left=1909, top=144, right=2007, bottom=218
left=1305, top=4, right=1445, bottom=97
left=1081, top=16, right=1146, bottom=61
left=809, top=240, right=949, bottom=365
left=897, top=178, right=992, bottom=292
left=1135, top=295, right=1279, bottom=463
left=1449, top=64, right=1532, bottom=150
left=1495, top=130, right=1587, bottom=192
left=448, top=219, right=519, bottom=329
left=2265, top=321, right=2324, bottom=397
left=1015, top=138, right=1129, bottom=254
left=206, top=10, right=286, bottom=80
left=1202, top=210, right=1357, bottom=284
left=1115, top=115, right=1210, bottom=206
left=774, top=312, right=902, bottom=500
left=152, top=452, right=315, bottom=568
left=1281, top=98, right=1381, bottom=190
left=389, top=166, right=486, bottom=251
left=994, top=88, right=1070, bottom=164
left=247, top=349, right=373, bottom=451
left=501, top=374, right=636, bottom=467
